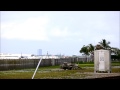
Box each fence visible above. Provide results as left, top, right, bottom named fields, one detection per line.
left=0, top=57, right=90, bottom=71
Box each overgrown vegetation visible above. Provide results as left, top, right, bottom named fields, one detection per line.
left=0, top=68, right=119, bottom=79
left=79, top=39, right=120, bottom=61
left=0, top=62, right=120, bottom=79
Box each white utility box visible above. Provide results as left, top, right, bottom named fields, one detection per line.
left=94, top=50, right=111, bottom=73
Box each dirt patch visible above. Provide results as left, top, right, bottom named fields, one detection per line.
left=83, top=72, right=120, bottom=79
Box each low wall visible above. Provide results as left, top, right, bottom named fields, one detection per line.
left=0, top=57, right=90, bottom=71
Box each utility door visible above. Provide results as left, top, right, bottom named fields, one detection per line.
left=99, top=51, right=105, bottom=71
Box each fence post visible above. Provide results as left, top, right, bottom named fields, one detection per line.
left=51, top=59, right=55, bottom=66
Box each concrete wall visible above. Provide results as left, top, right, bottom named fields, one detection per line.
left=0, top=57, right=91, bottom=71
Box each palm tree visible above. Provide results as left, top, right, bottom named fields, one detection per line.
left=111, top=47, right=120, bottom=55
left=88, top=44, right=95, bottom=61
left=88, top=44, right=94, bottom=54
left=98, top=39, right=111, bottom=50
left=80, top=45, right=90, bottom=62
left=111, top=47, right=120, bottom=61
left=80, top=45, right=89, bottom=55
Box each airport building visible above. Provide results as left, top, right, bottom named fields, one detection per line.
left=0, top=53, right=61, bottom=59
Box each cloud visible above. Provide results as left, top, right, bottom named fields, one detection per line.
left=1, top=11, right=119, bottom=44
left=1, top=16, right=83, bottom=42
left=50, top=27, right=70, bottom=37
left=1, top=16, right=50, bottom=41
left=50, top=28, right=83, bottom=42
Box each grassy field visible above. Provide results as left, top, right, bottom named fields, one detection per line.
left=79, top=62, right=120, bottom=67
left=0, top=62, right=120, bottom=79
left=0, top=68, right=119, bottom=79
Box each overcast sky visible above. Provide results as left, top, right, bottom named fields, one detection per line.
left=0, top=11, right=120, bottom=56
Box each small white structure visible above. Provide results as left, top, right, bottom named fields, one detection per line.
left=94, top=50, right=111, bottom=73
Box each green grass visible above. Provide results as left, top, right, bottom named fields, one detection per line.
left=0, top=68, right=92, bottom=79
left=0, top=62, right=119, bottom=79
left=35, top=62, right=120, bottom=69
left=79, top=64, right=94, bottom=67
left=78, top=62, right=120, bottom=67
left=0, top=67, right=120, bottom=79
left=38, top=65, right=59, bottom=69
left=111, top=62, right=120, bottom=66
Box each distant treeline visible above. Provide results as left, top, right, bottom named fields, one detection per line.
left=111, top=55, right=120, bottom=60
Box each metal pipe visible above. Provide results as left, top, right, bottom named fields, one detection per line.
left=32, top=57, right=42, bottom=79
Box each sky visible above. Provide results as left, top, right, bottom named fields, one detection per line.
left=0, top=11, right=120, bottom=56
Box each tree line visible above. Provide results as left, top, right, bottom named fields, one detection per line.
left=79, top=39, right=120, bottom=60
